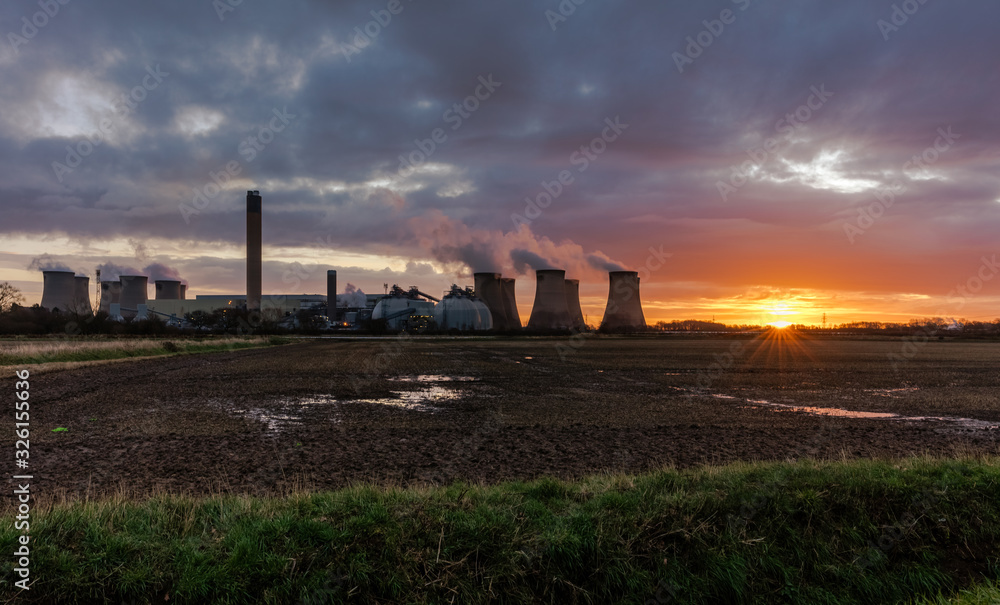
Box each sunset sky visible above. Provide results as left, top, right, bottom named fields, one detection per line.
left=1, top=0, right=998, bottom=326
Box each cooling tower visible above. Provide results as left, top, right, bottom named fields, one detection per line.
left=247, top=190, right=262, bottom=311
left=327, top=270, right=337, bottom=320
left=564, top=278, right=586, bottom=330
left=40, top=271, right=76, bottom=312
left=527, top=269, right=572, bottom=330
left=154, top=280, right=182, bottom=300
left=179, top=284, right=187, bottom=300
left=474, top=272, right=507, bottom=330
left=73, top=276, right=93, bottom=315
left=99, top=281, right=121, bottom=313
left=118, top=275, right=148, bottom=320
left=600, top=271, right=646, bottom=331
left=500, top=278, right=521, bottom=329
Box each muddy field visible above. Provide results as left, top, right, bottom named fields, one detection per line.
left=8, top=335, right=1000, bottom=501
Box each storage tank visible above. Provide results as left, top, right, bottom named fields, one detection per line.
left=99, top=281, right=121, bottom=313
left=434, top=285, right=493, bottom=331
left=527, top=269, right=571, bottom=330
left=73, top=276, right=93, bottom=315
left=564, top=278, right=586, bottom=330
left=474, top=272, right=507, bottom=329
left=40, top=271, right=77, bottom=312
left=500, top=278, right=521, bottom=329
left=119, top=275, right=148, bottom=320
left=371, top=285, right=436, bottom=331
left=600, top=271, right=646, bottom=331
left=154, top=280, right=182, bottom=300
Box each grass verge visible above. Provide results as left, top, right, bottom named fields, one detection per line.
left=0, top=336, right=291, bottom=366
left=1, top=456, right=998, bottom=604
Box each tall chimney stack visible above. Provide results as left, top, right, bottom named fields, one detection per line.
left=327, top=270, right=337, bottom=321
left=247, top=190, right=262, bottom=311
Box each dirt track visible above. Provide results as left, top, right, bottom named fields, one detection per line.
left=8, top=335, right=1000, bottom=502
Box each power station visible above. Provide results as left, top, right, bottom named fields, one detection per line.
left=33, top=190, right=648, bottom=332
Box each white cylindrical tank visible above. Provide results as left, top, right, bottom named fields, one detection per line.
left=40, top=271, right=77, bottom=313
left=372, top=293, right=436, bottom=331
left=119, top=275, right=149, bottom=319
left=434, top=286, right=493, bottom=331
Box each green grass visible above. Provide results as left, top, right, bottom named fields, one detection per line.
left=1, top=456, right=998, bottom=604
left=916, top=580, right=1000, bottom=604
left=0, top=336, right=290, bottom=366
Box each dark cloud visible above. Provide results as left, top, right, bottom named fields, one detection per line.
left=2, top=1, right=999, bottom=321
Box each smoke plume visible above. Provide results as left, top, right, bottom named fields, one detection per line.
left=28, top=255, right=74, bottom=272
left=143, top=263, right=187, bottom=285
left=510, top=249, right=554, bottom=272
left=408, top=211, right=627, bottom=279
left=96, top=262, right=141, bottom=280
left=586, top=254, right=627, bottom=272
left=339, top=283, right=367, bottom=308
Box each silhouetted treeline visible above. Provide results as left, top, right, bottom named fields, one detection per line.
left=652, top=318, right=1000, bottom=338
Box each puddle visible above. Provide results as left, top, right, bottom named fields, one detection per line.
left=229, top=407, right=304, bottom=434
left=744, top=400, right=897, bottom=419
left=865, top=388, right=920, bottom=397
left=216, top=383, right=463, bottom=434
left=352, top=386, right=458, bottom=412
left=389, top=375, right=476, bottom=383
left=737, top=398, right=998, bottom=430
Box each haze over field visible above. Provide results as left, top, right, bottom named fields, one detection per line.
left=1, top=1, right=998, bottom=325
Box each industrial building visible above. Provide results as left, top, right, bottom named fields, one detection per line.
left=600, top=271, right=646, bottom=331
left=33, top=190, right=649, bottom=332
left=371, top=286, right=437, bottom=331
left=527, top=269, right=573, bottom=330
left=435, top=285, right=492, bottom=331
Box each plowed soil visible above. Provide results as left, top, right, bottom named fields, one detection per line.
left=8, top=335, right=1000, bottom=502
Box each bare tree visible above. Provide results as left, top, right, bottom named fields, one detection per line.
left=0, top=282, right=25, bottom=313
